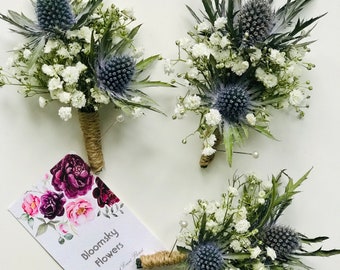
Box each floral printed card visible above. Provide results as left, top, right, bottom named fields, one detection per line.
left=8, top=154, right=164, bottom=270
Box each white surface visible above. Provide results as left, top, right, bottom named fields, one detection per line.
left=1, top=0, right=340, bottom=269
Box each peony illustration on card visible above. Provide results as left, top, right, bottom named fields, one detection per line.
left=8, top=154, right=163, bottom=270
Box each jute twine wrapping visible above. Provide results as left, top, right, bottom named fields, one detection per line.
left=137, top=251, right=187, bottom=269
left=78, top=110, right=104, bottom=173
left=199, top=128, right=222, bottom=168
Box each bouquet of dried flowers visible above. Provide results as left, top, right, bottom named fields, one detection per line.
left=169, top=0, right=324, bottom=168
left=0, top=0, right=171, bottom=172
left=137, top=169, right=340, bottom=269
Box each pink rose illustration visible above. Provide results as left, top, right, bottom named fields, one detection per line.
left=66, top=198, right=95, bottom=226
left=22, top=193, right=40, bottom=216
left=50, top=154, right=94, bottom=199
left=58, top=223, right=69, bottom=234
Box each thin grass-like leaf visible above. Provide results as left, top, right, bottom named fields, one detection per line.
left=115, top=24, right=141, bottom=54
left=135, top=55, right=160, bottom=71
left=186, top=5, right=202, bottom=24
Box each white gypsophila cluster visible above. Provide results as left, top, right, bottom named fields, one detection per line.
left=249, top=246, right=262, bottom=259
left=204, top=109, right=222, bottom=126
left=235, top=219, right=251, bottom=233
left=183, top=94, right=201, bottom=110
left=180, top=20, right=253, bottom=81
left=269, top=49, right=286, bottom=66
left=289, top=89, right=305, bottom=106
left=201, top=146, right=216, bottom=156
left=246, top=113, right=256, bottom=126
left=196, top=21, right=211, bottom=32
left=214, top=17, right=227, bottom=30
left=39, top=96, right=48, bottom=108
left=163, top=58, right=175, bottom=75
left=255, top=68, right=278, bottom=88
left=58, top=106, right=72, bottom=121
left=266, top=247, right=277, bottom=260
left=191, top=43, right=211, bottom=58
left=90, top=88, right=110, bottom=104
left=202, top=133, right=217, bottom=156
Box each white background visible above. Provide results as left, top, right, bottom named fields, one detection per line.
left=1, top=0, right=340, bottom=269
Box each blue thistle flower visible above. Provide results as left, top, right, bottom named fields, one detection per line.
left=188, top=242, right=224, bottom=270
left=212, top=82, right=253, bottom=124
left=36, top=0, right=75, bottom=32
left=96, top=55, right=136, bottom=96
left=237, top=0, right=274, bottom=47
left=262, top=225, right=300, bottom=259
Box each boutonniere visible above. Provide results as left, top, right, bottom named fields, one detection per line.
left=137, top=169, right=340, bottom=269
left=168, top=0, right=324, bottom=168
left=0, top=0, right=172, bottom=172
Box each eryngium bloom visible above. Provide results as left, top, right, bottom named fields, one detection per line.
left=262, top=225, right=300, bottom=259
left=36, top=0, right=75, bottom=32
left=212, top=82, right=252, bottom=124
left=237, top=0, right=274, bottom=47
left=188, top=242, right=224, bottom=270
left=96, top=55, right=135, bottom=96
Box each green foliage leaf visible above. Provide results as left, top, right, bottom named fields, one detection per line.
left=177, top=245, right=191, bottom=254
left=135, top=55, right=160, bottom=72
left=202, top=0, right=217, bottom=23
left=198, top=212, right=207, bottom=242
left=253, top=125, right=275, bottom=140
left=223, top=128, right=234, bottom=167
left=115, top=24, right=142, bottom=55
left=0, top=10, right=38, bottom=37
left=36, top=223, right=48, bottom=237
left=28, top=217, right=34, bottom=229
left=64, top=233, right=74, bottom=241
left=186, top=5, right=202, bottom=24
left=225, top=252, right=250, bottom=260
left=131, top=80, right=174, bottom=89
left=296, top=248, right=340, bottom=257
left=74, top=0, right=103, bottom=28
left=225, top=0, right=237, bottom=39
left=300, top=236, right=329, bottom=244
left=58, top=237, right=65, bottom=245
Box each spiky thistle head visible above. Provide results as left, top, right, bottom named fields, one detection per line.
left=212, top=82, right=253, bottom=124
left=237, top=0, right=274, bottom=47
left=36, top=0, right=75, bottom=32
left=188, top=242, right=225, bottom=270
left=96, top=55, right=136, bottom=97
left=261, top=225, right=300, bottom=259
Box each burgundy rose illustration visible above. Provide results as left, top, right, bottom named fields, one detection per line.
left=93, top=177, right=120, bottom=207
left=39, top=191, right=66, bottom=220
left=50, top=154, right=94, bottom=199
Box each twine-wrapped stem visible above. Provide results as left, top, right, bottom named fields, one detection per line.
left=199, top=128, right=222, bottom=168
left=78, top=110, right=104, bottom=173
left=136, top=251, right=187, bottom=269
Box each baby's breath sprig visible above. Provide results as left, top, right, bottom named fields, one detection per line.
left=0, top=0, right=173, bottom=172
left=168, top=0, right=325, bottom=167
left=137, top=169, right=340, bottom=269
